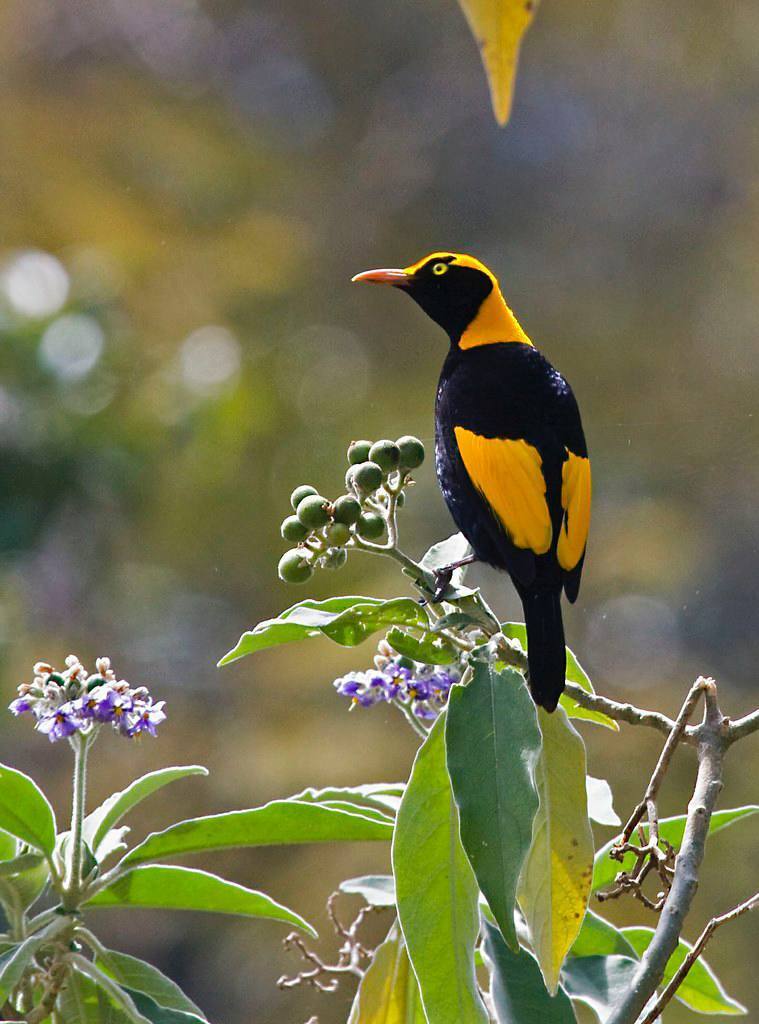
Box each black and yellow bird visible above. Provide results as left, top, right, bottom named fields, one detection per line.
left=352, top=253, right=591, bottom=711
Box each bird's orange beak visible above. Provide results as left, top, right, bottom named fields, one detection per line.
left=351, top=268, right=411, bottom=288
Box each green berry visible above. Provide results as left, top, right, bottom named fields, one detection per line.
left=345, top=467, right=357, bottom=492
left=322, top=547, right=348, bottom=570
left=281, top=515, right=309, bottom=542
left=348, top=440, right=372, bottom=465
left=353, top=461, right=383, bottom=493
left=290, top=484, right=318, bottom=510
left=332, top=495, right=361, bottom=525
left=369, top=439, right=400, bottom=473
left=296, top=494, right=330, bottom=529
left=326, top=521, right=351, bottom=546
left=395, top=491, right=405, bottom=508
left=396, top=435, right=425, bottom=469
left=278, top=549, right=313, bottom=584
left=357, top=512, right=385, bottom=539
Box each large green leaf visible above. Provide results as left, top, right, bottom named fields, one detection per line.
left=518, top=707, right=594, bottom=992
left=124, top=798, right=392, bottom=866
left=97, top=948, right=206, bottom=1019
left=622, top=926, right=746, bottom=1015
left=0, top=829, right=16, bottom=862
left=393, top=713, right=488, bottom=1024
left=569, top=910, right=636, bottom=959
left=446, top=663, right=541, bottom=949
left=560, top=955, right=638, bottom=1022
left=348, top=921, right=426, bottom=1024
left=500, top=624, right=617, bottom=731
left=592, top=805, right=759, bottom=892
left=219, top=596, right=427, bottom=665
left=86, top=865, right=316, bottom=936
left=482, top=920, right=576, bottom=1023
left=85, top=766, right=208, bottom=854
left=0, top=763, right=56, bottom=855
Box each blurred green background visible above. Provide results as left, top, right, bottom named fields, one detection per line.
left=1, top=0, right=758, bottom=1020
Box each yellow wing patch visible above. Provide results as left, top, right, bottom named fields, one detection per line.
left=558, top=452, right=591, bottom=571
left=454, top=427, right=552, bottom=554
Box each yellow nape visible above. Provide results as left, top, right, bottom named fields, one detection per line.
left=459, top=286, right=531, bottom=349
left=454, top=427, right=551, bottom=553
left=558, top=452, right=591, bottom=571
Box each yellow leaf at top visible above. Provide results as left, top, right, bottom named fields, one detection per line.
left=517, top=706, right=594, bottom=992
left=456, top=0, right=539, bottom=125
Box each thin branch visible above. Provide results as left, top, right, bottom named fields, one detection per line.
left=639, top=891, right=759, bottom=1024
left=563, top=682, right=680, bottom=739
left=606, top=679, right=726, bottom=1024
left=726, top=708, right=759, bottom=744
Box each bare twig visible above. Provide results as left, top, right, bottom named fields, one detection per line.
left=277, top=893, right=385, bottom=995
left=726, top=708, right=759, bottom=744
left=607, top=679, right=727, bottom=1024
left=639, top=890, right=759, bottom=1024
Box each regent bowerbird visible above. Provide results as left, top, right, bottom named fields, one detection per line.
left=352, top=252, right=591, bottom=711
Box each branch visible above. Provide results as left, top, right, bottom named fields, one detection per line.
left=606, top=679, right=727, bottom=1024
left=639, top=890, right=759, bottom=1024
left=563, top=682, right=680, bottom=739
left=727, top=708, right=759, bottom=744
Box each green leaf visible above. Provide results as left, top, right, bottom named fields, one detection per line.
left=501, top=623, right=617, bottom=731
left=0, top=829, right=16, bottom=862
left=97, top=948, right=206, bottom=1019
left=219, top=596, right=428, bottom=665
left=57, top=967, right=136, bottom=1024
left=70, top=957, right=151, bottom=1024
left=622, top=926, right=747, bottom=1015
left=0, top=920, right=67, bottom=1003
left=592, top=805, right=759, bottom=893
left=85, top=766, right=208, bottom=854
left=482, top=920, right=577, bottom=1023
left=560, top=955, right=638, bottom=1022
left=122, top=988, right=207, bottom=1024
left=446, top=664, right=541, bottom=950
left=570, top=911, right=636, bottom=959
left=586, top=778, right=621, bottom=828
left=0, top=762, right=56, bottom=855
left=348, top=921, right=426, bottom=1024
left=340, top=875, right=396, bottom=907
left=393, top=713, right=488, bottom=1024
left=86, top=864, right=316, bottom=936
left=518, top=707, right=594, bottom=992
left=292, top=782, right=403, bottom=818
left=386, top=626, right=457, bottom=665
left=418, top=532, right=476, bottom=599
left=0, top=850, right=49, bottom=910
left=123, top=798, right=392, bottom=866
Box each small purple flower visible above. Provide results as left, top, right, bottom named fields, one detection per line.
left=127, top=698, right=167, bottom=737
left=36, top=703, right=83, bottom=743
left=413, top=703, right=438, bottom=721
left=9, top=697, right=33, bottom=716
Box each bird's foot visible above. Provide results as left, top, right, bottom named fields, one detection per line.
left=431, top=567, right=454, bottom=604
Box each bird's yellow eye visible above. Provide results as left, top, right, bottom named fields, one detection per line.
left=432, top=262, right=448, bottom=276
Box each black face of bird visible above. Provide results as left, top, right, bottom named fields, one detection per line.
left=352, top=254, right=495, bottom=343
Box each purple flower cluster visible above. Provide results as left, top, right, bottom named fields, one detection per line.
left=9, top=656, right=166, bottom=743
left=334, top=654, right=460, bottom=722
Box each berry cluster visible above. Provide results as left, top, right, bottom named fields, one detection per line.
left=278, top=435, right=425, bottom=584
left=8, top=655, right=166, bottom=742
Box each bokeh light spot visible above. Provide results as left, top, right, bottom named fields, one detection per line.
left=179, top=325, right=242, bottom=394
left=39, top=314, right=105, bottom=381
left=1, top=250, right=70, bottom=318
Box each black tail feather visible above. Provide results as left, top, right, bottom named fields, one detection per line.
left=520, top=589, right=566, bottom=712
